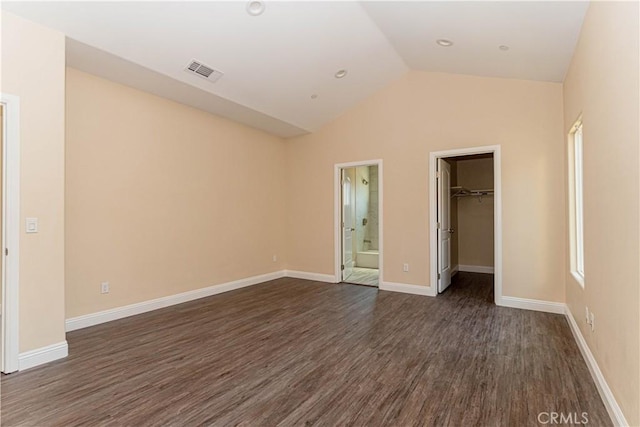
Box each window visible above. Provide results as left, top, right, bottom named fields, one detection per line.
left=569, top=120, right=584, bottom=286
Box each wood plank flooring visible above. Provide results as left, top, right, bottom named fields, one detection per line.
left=344, top=267, right=379, bottom=287
left=1, top=273, right=610, bottom=426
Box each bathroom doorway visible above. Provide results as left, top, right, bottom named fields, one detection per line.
left=334, top=160, right=383, bottom=287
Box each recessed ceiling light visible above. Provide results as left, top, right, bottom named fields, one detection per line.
left=335, top=69, right=348, bottom=79
left=436, top=39, right=454, bottom=47
left=499, top=45, right=510, bottom=51
left=246, top=1, right=265, bottom=16
left=311, top=94, right=318, bottom=99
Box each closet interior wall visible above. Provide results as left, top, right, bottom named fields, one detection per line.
left=448, top=157, right=495, bottom=273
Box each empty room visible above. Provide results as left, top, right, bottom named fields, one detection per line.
left=1, top=1, right=638, bottom=426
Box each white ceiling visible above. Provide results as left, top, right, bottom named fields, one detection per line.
left=2, top=1, right=589, bottom=138
left=362, top=1, right=589, bottom=83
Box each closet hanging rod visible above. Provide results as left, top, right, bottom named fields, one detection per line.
left=450, top=186, right=494, bottom=198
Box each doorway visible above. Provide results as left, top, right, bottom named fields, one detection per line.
left=1, top=93, right=20, bottom=373
left=335, top=160, right=383, bottom=287
left=429, top=146, right=502, bottom=303
left=1, top=103, right=3, bottom=371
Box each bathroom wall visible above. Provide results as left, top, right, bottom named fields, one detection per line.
left=344, top=167, right=358, bottom=261
left=354, top=166, right=370, bottom=253
left=354, top=164, right=379, bottom=259
left=367, top=165, right=379, bottom=250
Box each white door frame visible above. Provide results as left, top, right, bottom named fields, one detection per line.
left=334, top=159, right=383, bottom=284
left=1, top=93, right=21, bottom=373
left=428, top=145, right=502, bottom=304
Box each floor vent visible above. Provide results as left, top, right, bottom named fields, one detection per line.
left=185, top=60, right=224, bottom=83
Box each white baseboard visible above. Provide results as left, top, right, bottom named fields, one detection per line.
left=565, top=307, right=628, bottom=427
left=66, top=270, right=286, bottom=332
left=458, top=264, right=495, bottom=274
left=284, top=270, right=336, bottom=283
left=380, top=281, right=436, bottom=297
left=498, top=296, right=565, bottom=314
left=19, top=341, right=68, bottom=371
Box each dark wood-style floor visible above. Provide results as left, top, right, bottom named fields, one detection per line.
left=1, top=273, right=610, bottom=426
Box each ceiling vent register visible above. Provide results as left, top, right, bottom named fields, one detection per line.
left=185, top=60, right=224, bottom=83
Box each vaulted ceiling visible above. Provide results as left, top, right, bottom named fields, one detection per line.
left=2, top=1, right=589, bottom=137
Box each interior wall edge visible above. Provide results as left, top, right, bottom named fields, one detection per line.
left=565, top=306, right=629, bottom=427
left=379, top=281, right=436, bottom=297
left=1, top=10, right=67, bottom=354
left=284, top=270, right=336, bottom=284
left=18, top=340, right=68, bottom=372
left=497, top=296, right=565, bottom=314
left=66, top=270, right=287, bottom=332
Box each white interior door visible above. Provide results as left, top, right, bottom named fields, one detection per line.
left=437, top=159, right=452, bottom=293
left=342, top=171, right=354, bottom=280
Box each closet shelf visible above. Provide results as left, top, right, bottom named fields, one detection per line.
left=450, top=186, right=494, bottom=198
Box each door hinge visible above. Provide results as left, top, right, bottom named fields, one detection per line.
left=4, top=248, right=7, bottom=256
left=437, top=222, right=441, bottom=229
left=436, top=171, right=441, bottom=179
left=437, top=273, right=441, bottom=280
left=341, top=264, right=345, bottom=271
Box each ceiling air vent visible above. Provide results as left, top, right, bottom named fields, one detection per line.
left=184, top=60, right=224, bottom=83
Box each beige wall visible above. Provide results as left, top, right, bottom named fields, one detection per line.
left=65, top=68, right=287, bottom=318
left=286, top=70, right=566, bottom=302
left=0, top=12, right=66, bottom=352
left=563, top=2, right=640, bottom=424
left=456, top=158, right=494, bottom=268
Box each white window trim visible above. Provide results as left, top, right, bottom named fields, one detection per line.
left=568, top=119, right=585, bottom=288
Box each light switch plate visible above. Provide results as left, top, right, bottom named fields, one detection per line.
left=26, top=218, right=38, bottom=233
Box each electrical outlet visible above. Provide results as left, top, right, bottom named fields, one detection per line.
left=403, top=263, right=409, bottom=272
left=585, top=306, right=589, bottom=323
left=272, top=254, right=277, bottom=262
left=590, top=312, right=595, bottom=332
left=101, top=281, right=110, bottom=294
